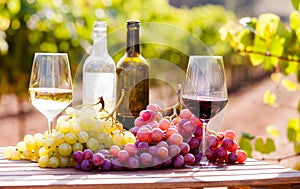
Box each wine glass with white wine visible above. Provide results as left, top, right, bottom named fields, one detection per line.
left=28, top=53, right=73, bottom=134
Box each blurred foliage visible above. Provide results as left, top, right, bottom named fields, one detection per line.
left=0, top=0, right=238, bottom=99
left=220, top=2, right=300, bottom=167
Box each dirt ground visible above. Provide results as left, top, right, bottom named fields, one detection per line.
left=0, top=76, right=299, bottom=169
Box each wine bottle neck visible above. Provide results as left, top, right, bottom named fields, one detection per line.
left=126, top=23, right=140, bottom=57
left=92, top=21, right=108, bottom=56
left=93, top=30, right=108, bottom=55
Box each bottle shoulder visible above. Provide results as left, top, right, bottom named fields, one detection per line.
left=83, top=54, right=116, bottom=73
left=116, top=54, right=148, bottom=68
left=84, top=53, right=115, bottom=65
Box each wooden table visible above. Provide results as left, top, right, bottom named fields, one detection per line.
left=0, top=147, right=300, bottom=189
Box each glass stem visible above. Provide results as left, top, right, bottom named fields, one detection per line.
left=47, top=119, right=53, bottom=134
left=200, top=121, right=209, bottom=166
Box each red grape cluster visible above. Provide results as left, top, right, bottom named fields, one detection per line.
left=73, top=104, right=247, bottom=171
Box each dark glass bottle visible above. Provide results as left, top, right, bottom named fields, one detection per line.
left=116, top=20, right=149, bottom=129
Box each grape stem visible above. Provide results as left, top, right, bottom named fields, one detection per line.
left=237, top=49, right=300, bottom=64
left=161, top=84, right=182, bottom=120
left=259, top=152, right=300, bottom=163
left=105, top=89, right=125, bottom=121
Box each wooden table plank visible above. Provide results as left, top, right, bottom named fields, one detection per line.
left=0, top=147, right=300, bottom=189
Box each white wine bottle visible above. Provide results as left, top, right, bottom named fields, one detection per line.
left=82, top=21, right=116, bottom=113
left=116, top=20, right=149, bottom=129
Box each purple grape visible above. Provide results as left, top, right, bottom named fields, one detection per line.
left=111, top=159, right=123, bottom=171
left=184, top=153, right=195, bottom=166
left=151, top=157, right=162, bottom=169
left=190, top=148, right=199, bottom=155
left=130, top=127, right=139, bottom=136
left=73, top=151, right=84, bottom=163
left=187, top=137, right=200, bottom=150
left=216, top=147, right=227, bottom=160
left=124, top=143, right=138, bottom=157
left=149, top=120, right=159, bottom=128
left=180, top=142, right=190, bottom=155
left=173, top=155, right=184, bottom=168
left=162, top=156, right=172, bottom=167
left=134, top=117, right=145, bottom=127
left=205, top=148, right=217, bottom=162
left=180, top=130, right=193, bottom=140
left=227, top=152, right=238, bottom=164
left=148, top=146, right=156, bottom=156
left=177, top=118, right=188, bottom=130
left=155, top=146, right=168, bottom=160
left=156, top=141, right=168, bottom=148
left=139, top=109, right=156, bottom=122
left=117, top=150, right=129, bottom=163
left=92, top=153, right=105, bottom=167
left=151, top=128, right=165, bottom=143
left=98, top=149, right=110, bottom=156
left=207, top=135, right=218, bottom=148
left=126, top=157, right=139, bottom=170
left=75, top=162, right=81, bottom=170
left=193, top=126, right=202, bottom=138
left=183, top=121, right=196, bottom=133
left=83, top=149, right=93, bottom=160
left=194, top=151, right=202, bottom=163
left=221, top=138, right=234, bottom=150
left=137, top=141, right=149, bottom=153
left=80, top=159, right=93, bottom=171
left=101, top=159, right=112, bottom=171
left=168, top=144, right=181, bottom=158
left=139, top=152, right=153, bottom=167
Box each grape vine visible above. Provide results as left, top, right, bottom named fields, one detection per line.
left=219, top=1, right=300, bottom=168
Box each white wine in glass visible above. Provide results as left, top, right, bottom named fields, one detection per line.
left=28, top=53, right=73, bottom=134
left=182, top=56, right=228, bottom=168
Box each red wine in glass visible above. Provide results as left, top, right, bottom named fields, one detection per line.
left=182, top=96, right=228, bottom=121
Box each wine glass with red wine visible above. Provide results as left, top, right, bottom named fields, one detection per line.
left=182, top=56, right=228, bottom=168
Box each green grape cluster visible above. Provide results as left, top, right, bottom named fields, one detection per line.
left=3, top=104, right=135, bottom=168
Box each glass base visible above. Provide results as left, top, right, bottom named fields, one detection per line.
left=185, top=162, right=227, bottom=170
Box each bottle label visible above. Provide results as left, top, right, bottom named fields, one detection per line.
left=83, top=73, right=115, bottom=112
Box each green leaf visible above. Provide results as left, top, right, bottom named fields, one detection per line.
left=238, top=29, right=253, bottom=51
left=290, top=11, right=300, bottom=30
left=263, top=90, right=277, bottom=106
left=266, top=125, right=279, bottom=137
left=294, top=141, right=300, bottom=154
left=241, top=132, right=255, bottom=140
left=256, top=13, right=280, bottom=38
left=264, top=56, right=279, bottom=69
left=288, top=127, right=297, bottom=142
left=291, top=0, right=300, bottom=10
left=283, top=61, right=298, bottom=75
left=281, top=79, right=298, bottom=91
left=250, top=37, right=267, bottom=66
left=254, top=137, right=276, bottom=154
left=298, top=100, right=300, bottom=113
left=298, top=64, right=300, bottom=83
left=239, top=137, right=253, bottom=158
left=287, top=118, right=300, bottom=142
left=271, top=36, right=285, bottom=54
left=250, top=53, right=265, bottom=66
left=255, top=137, right=265, bottom=153
left=265, top=138, right=276, bottom=154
